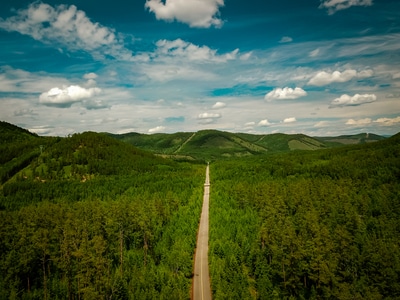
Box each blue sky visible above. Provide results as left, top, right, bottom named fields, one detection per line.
left=1, top=0, right=399, bottom=136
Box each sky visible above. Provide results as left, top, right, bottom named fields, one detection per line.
left=0, top=0, right=399, bottom=136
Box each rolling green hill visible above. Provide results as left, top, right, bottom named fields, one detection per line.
left=1, top=121, right=399, bottom=299
left=316, top=132, right=386, bottom=145
left=0, top=121, right=47, bottom=184
left=2, top=122, right=389, bottom=164
left=111, top=130, right=387, bottom=161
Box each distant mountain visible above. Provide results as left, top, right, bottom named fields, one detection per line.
left=111, top=130, right=368, bottom=161
left=315, top=133, right=386, bottom=145
left=2, top=122, right=389, bottom=165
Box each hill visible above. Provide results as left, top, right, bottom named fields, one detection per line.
left=0, top=121, right=46, bottom=184
left=0, top=121, right=38, bottom=142
left=3, top=130, right=171, bottom=183
left=111, top=130, right=387, bottom=161
left=316, top=132, right=386, bottom=145
left=1, top=122, right=389, bottom=164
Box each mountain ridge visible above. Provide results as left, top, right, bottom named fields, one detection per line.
left=0, top=121, right=391, bottom=163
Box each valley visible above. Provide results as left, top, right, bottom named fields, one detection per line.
left=0, top=121, right=399, bottom=299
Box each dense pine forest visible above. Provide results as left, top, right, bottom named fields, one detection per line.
left=0, top=124, right=205, bottom=299
left=209, top=134, right=400, bottom=299
left=0, top=121, right=399, bottom=299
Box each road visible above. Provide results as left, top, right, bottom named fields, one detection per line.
left=192, top=164, right=212, bottom=300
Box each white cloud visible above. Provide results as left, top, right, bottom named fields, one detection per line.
left=39, top=85, right=102, bottom=108
left=0, top=2, right=132, bottom=60
left=154, top=39, right=238, bottom=63
left=283, top=117, right=297, bottom=123
left=346, top=118, right=372, bottom=126
left=197, top=112, right=221, bottom=124
left=330, top=93, right=377, bottom=107
left=145, top=0, right=224, bottom=28
left=198, top=112, right=221, bottom=119
left=319, top=0, right=373, bottom=15
left=374, top=116, right=400, bottom=126
left=0, top=66, right=70, bottom=93
left=148, top=126, right=166, bottom=133
left=258, top=119, right=271, bottom=127
left=240, top=52, right=252, bottom=61
left=212, top=101, right=226, bottom=109
left=265, top=87, right=307, bottom=101
left=279, top=36, right=293, bottom=43
left=84, top=73, right=98, bottom=80
left=308, top=69, right=373, bottom=86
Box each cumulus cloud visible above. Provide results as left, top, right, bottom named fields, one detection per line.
left=148, top=126, right=166, bottom=133
left=308, top=69, right=373, bottom=86
left=279, top=36, right=293, bottom=43
left=155, top=39, right=239, bottom=63
left=330, top=93, right=377, bottom=107
left=346, top=116, right=400, bottom=127
left=319, top=0, right=373, bottom=14
left=258, top=119, right=271, bottom=127
left=346, top=118, right=372, bottom=126
left=197, top=112, right=221, bottom=124
left=39, top=85, right=102, bottom=108
left=265, top=87, right=307, bottom=101
left=212, top=101, right=226, bottom=109
left=198, top=112, right=221, bottom=119
left=283, top=117, right=297, bottom=123
left=374, top=116, right=400, bottom=126
left=145, top=0, right=224, bottom=28
left=245, top=121, right=256, bottom=128
left=0, top=2, right=132, bottom=60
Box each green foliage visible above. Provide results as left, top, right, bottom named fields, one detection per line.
left=0, top=164, right=204, bottom=299
left=111, top=129, right=381, bottom=161
left=0, top=121, right=38, bottom=143
left=209, top=134, right=400, bottom=299
left=1, top=122, right=398, bottom=299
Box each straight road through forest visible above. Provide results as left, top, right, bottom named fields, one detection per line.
left=192, top=164, right=212, bottom=300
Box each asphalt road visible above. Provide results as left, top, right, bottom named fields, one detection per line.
left=192, top=164, right=212, bottom=300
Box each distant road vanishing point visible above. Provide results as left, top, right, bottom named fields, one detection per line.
left=192, top=164, right=212, bottom=300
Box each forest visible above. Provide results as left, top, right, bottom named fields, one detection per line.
left=0, top=121, right=399, bottom=299
left=0, top=128, right=205, bottom=299
left=209, top=134, right=400, bottom=299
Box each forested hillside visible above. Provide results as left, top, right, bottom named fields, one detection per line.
left=1, top=122, right=398, bottom=299
left=0, top=127, right=205, bottom=299
left=0, top=121, right=47, bottom=185
left=112, top=129, right=386, bottom=160
left=209, top=134, right=400, bottom=299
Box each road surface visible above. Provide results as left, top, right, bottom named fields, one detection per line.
left=192, top=164, right=212, bottom=300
